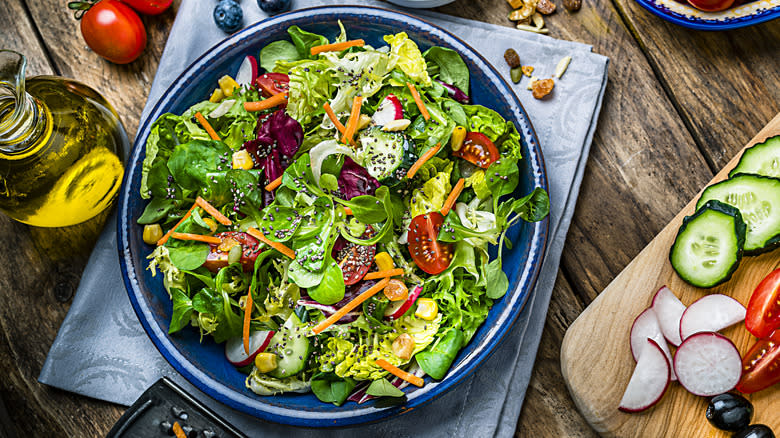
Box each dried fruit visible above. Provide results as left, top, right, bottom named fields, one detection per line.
left=516, top=24, right=549, bottom=33
left=532, top=78, right=555, bottom=99
left=554, top=56, right=572, bottom=79
left=510, top=66, right=523, bottom=83
left=509, top=0, right=537, bottom=20
left=506, top=0, right=524, bottom=7
left=522, top=65, right=534, bottom=77
left=536, top=0, right=557, bottom=14
left=531, top=12, right=545, bottom=28
left=504, top=48, right=521, bottom=68
left=563, top=0, right=582, bottom=11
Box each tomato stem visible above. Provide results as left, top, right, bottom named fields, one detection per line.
left=67, top=1, right=95, bottom=19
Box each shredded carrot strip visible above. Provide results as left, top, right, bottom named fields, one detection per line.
left=375, top=359, right=424, bottom=387
left=310, top=39, right=365, bottom=56
left=243, top=287, right=253, bottom=355
left=194, top=112, right=221, bottom=141
left=157, top=203, right=198, bottom=246
left=406, top=143, right=441, bottom=179
left=265, top=175, right=283, bottom=192
left=440, top=178, right=465, bottom=217
left=343, top=207, right=353, bottom=216
left=247, top=227, right=296, bottom=259
left=172, top=422, right=187, bottom=438
left=363, top=268, right=405, bottom=280
left=323, top=102, right=346, bottom=134
left=406, top=82, right=430, bottom=121
left=169, top=232, right=222, bottom=245
left=195, top=196, right=232, bottom=226
left=312, top=278, right=389, bottom=334
left=341, top=95, right=363, bottom=145
left=244, top=91, right=288, bottom=112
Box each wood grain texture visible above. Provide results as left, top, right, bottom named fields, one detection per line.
left=561, top=113, right=780, bottom=437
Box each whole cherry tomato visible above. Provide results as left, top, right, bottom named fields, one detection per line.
left=75, top=0, right=147, bottom=64
left=687, top=0, right=735, bottom=12
left=745, top=268, right=780, bottom=339
left=120, top=0, right=173, bottom=15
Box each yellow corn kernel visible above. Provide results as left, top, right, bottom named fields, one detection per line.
left=415, top=298, right=438, bottom=321
left=202, top=217, right=218, bottom=233
left=357, top=114, right=372, bottom=131
left=254, top=352, right=278, bottom=373
left=392, top=333, right=414, bottom=360
left=450, top=126, right=467, bottom=151
left=209, top=88, right=224, bottom=103
left=232, top=149, right=254, bottom=170
left=142, top=224, right=163, bottom=245
left=374, top=252, right=395, bottom=271
left=218, top=75, right=240, bottom=97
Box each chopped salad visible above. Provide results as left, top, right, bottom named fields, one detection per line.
left=138, top=23, right=549, bottom=406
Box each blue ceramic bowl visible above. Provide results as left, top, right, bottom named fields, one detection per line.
left=117, top=6, right=548, bottom=427
left=634, top=0, right=780, bottom=30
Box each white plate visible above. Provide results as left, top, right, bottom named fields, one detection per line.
left=385, top=0, right=456, bottom=8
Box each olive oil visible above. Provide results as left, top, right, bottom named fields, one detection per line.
left=0, top=51, right=126, bottom=227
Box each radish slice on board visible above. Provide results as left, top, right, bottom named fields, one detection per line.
left=629, top=308, right=677, bottom=380
left=652, top=286, right=686, bottom=346
left=372, top=94, right=403, bottom=126
left=235, top=55, right=258, bottom=87
left=618, top=339, right=671, bottom=413
left=673, top=332, right=742, bottom=397
left=225, top=330, right=274, bottom=367
left=679, top=294, right=746, bottom=341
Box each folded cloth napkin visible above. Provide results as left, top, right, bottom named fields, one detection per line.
left=39, top=1, right=608, bottom=436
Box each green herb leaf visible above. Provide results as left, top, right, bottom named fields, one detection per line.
left=311, top=373, right=356, bottom=406
left=169, top=288, right=193, bottom=334
left=485, top=258, right=509, bottom=299
left=423, top=46, right=470, bottom=94
left=307, top=257, right=346, bottom=305
left=167, top=244, right=210, bottom=271
left=259, top=40, right=301, bottom=72
left=366, top=378, right=405, bottom=397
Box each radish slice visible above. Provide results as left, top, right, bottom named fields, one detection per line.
left=225, top=330, right=274, bottom=367
left=372, top=94, right=403, bottom=126
left=679, top=294, right=746, bottom=341
left=673, top=332, right=742, bottom=397
left=629, top=308, right=677, bottom=380
left=235, top=55, right=258, bottom=87
left=652, top=286, right=686, bottom=346
left=618, top=339, right=671, bottom=413
left=385, top=285, right=422, bottom=320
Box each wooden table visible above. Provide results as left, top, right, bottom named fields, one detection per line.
left=0, top=0, right=777, bottom=436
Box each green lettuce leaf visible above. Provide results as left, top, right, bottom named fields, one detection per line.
left=288, top=25, right=328, bottom=59
left=259, top=40, right=301, bottom=72
left=383, top=32, right=431, bottom=86
left=274, top=59, right=333, bottom=127
left=423, top=46, right=469, bottom=94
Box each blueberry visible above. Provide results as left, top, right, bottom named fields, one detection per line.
left=257, top=0, right=291, bottom=14
left=214, top=0, right=243, bottom=33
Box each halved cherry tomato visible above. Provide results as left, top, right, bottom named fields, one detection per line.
left=333, top=225, right=376, bottom=285
left=746, top=268, right=780, bottom=339
left=736, top=330, right=780, bottom=394
left=203, top=231, right=263, bottom=272
left=408, top=212, right=453, bottom=275
left=120, top=0, right=173, bottom=15
left=452, top=132, right=499, bottom=169
left=78, top=0, right=147, bottom=64
left=255, top=73, right=290, bottom=98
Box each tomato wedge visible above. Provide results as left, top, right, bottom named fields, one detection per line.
left=255, top=73, right=290, bottom=98
left=453, top=132, right=499, bottom=169
left=203, top=231, right=263, bottom=272
left=408, top=212, right=453, bottom=275
left=736, top=330, right=780, bottom=394
left=333, top=225, right=376, bottom=285
left=746, top=268, right=780, bottom=339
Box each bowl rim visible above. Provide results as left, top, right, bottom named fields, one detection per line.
left=117, top=4, right=549, bottom=427
left=633, top=0, right=780, bottom=30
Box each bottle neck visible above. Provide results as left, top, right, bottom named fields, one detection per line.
left=0, top=50, right=48, bottom=156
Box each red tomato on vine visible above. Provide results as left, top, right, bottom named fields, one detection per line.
left=68, top=0, right=147, bottom=64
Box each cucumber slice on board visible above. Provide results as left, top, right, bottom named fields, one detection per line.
left=670, top=200, right=746, bottom=288
left=696, top=173, right=780, bottom=254
left=729, top=135, right=780, bottom=179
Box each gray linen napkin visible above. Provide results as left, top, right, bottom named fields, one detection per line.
left=39, top=2, right=608, bottom=436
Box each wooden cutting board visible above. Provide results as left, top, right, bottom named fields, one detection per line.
left=561, top=113, right=780, bottom=437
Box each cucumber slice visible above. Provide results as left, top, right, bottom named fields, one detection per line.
left=729, top=135, right=780, bottom=179
left=670, top=200, right=746, bottom=288
left=266, top=313, right=312, bottom=379
left=696, top=173, right=780, bottom=254
left=357, top=126, right=417, bottom=186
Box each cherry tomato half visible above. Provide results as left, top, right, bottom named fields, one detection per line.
left=255, top=73, right=290, bottom=98
left=203, top=231, right=263, bottom=273
left=80, top=0, right=147, bottom=64
left=736, top=330, right=780, bottom=394
left=746, top=268, right=780, bottom=339
left=408, top=212, right=453, bottom=275
left=333, top=225, right=376, bottom=285
left=120, top=0, right=173, bottom=15
left=452, top=132, right=499, bottom=169
left=686, top=0, right=735, bottom=12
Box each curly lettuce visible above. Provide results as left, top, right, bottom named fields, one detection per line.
left=383, top=32, right=431, bottom=86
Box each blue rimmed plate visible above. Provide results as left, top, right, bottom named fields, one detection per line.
left=117, top=5, right=548, bottom=427
left=635, top=0, right=780, bottom=30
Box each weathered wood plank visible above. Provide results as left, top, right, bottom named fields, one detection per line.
left=0, top=0, right=53, bottom=76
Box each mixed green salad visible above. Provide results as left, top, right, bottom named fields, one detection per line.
left=138, top=23, right=549, bottom=406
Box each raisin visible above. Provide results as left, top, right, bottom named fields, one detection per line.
left=504, top=49, right=521, bottom=68
left=563, top=0, right=582, bottom=11
left=531, top=78, right=555, bottom=99
left=536, top=0, right=557, bottom=14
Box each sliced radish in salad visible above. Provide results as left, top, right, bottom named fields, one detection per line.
left=679, top=294, right=746, bottom=341
left=235, top=55, right=258, bottom=87
left=384, top=285, right=422, bottom=320
left=618, top=339, right=671, bottom=413
left=673, top=332, right=742, bottom=397
left=652, top=286, right=686, bottom=346
left=629, top=308, right=676, bottom=380
left=225, top=330, right=274, bottom=367
left=372, top=94, right=403, bottom=126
